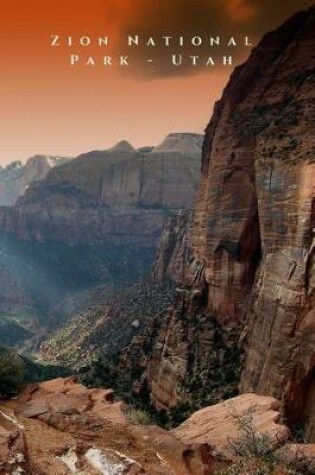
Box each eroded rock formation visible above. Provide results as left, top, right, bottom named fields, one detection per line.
left=152, top=210, right=193, bottom=283
left=114, top=7, right=315, bottom=439
left=173, top=393, right=290, bottom=456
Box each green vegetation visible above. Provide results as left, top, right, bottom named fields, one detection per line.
left=41, top=279, right=175, bottom=369
left=228, top=95, right=306, bottom=164
left=79, top=357, right=170, bottom=426
left=0, top=317, right=32, bottom=347
left=0, top=346, right=69, bottom=398
left=0, top=232, right=157, bottom=354
left=215, top=409, right=311, bottom=475
left=126, top=407, right=152, bottom=425
left=21, top=356, right=70, bottom=383
left=0, top=347, right=24, bottom=396
left=79, top=311, right=242, bottom=429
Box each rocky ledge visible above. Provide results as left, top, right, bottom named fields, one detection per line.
left=1, top=378, right=315, bottom=474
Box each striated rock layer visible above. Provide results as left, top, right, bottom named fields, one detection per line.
left=0, top=134, right=202, bottom=247
left=118, top=8, right=315, bottom=438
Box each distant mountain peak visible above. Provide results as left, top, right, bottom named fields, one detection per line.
left=0, top=155, right=71, bottom=206
left=4, top=160, right=23, bottom=171
left=108, top=140, right=135, bottom=153
left=26, top=155, right=57, bottom=167
left=152, top=133, right=204, bottom=154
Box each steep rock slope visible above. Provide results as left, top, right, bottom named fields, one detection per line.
left=0, top=155, right=70, bottom=206
left=38, top=280, right=175, bottom=369
left=152, top=210, right=193, bottom=283
left=112, top=8, right=315, bottom=437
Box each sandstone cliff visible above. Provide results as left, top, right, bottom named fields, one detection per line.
left=112, top=8, right=315, bottom=439
left=152, top=209, right=193, bottom=283
left=0, top=134, right=201, bottom=247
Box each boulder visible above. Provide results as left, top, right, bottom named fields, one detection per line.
left=173, top=394, right=290, bottom=458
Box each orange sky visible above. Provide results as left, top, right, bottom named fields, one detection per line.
left=0, top=0, right=312, bottom=164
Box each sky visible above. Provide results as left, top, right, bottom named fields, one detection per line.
left=0, top=0, right=313, bottom=165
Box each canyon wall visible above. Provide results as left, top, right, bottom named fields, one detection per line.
left=122, top=8, right=315, bottom=437
left=0, top=134, right=201, bottom=342
left=0, top=135, right=201, bottom=247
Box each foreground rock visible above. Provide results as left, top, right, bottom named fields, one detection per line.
left=0, top=378, right=214, bottom=474
left=0, top=409, right=26, bottom=474
left=173, top=393, right=290, bottom=457
left=17, top=376, right=127, bottom=426
left=3, top=379, right=313, bottom=474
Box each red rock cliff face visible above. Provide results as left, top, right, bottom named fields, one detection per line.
left=132, top=8, right=314, bottom=436
left=191, top=8, right=314, bottom=322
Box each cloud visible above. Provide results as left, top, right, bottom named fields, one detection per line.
left=223, top=0, right=257, bottom=23
left=100, top=0, right=313, bottom=78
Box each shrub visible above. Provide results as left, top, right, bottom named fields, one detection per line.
left=214, top=408, right=311, bottom=475
left=126, top=407, right=151, bottom=425
left=228, top=408, right=275, bottom=459
left=0, top=347, right=24, bottom=397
